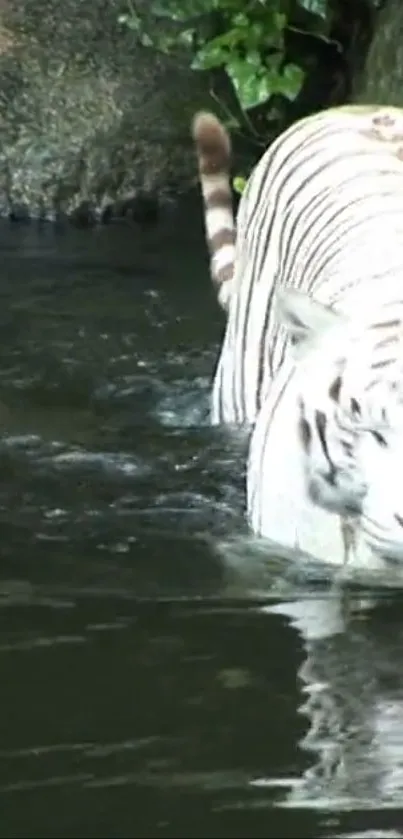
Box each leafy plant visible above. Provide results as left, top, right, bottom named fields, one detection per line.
left=119, top=1, right=331, bottom=117
left=119, top=0, right=378, bottom=190
left=233, top=174, right=247, bottom=195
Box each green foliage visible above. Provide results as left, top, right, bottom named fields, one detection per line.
left=119, top=0, right=378, bottom=190
left=232, top=174, right=247, bottom=195
left=119, top=1, right=332, bottom=120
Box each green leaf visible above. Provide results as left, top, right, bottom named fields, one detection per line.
left=233, top=175, right=247, bottom=195
left=232, top=12, right=249, bottom=28
left=178, top=28, right=196, bottom=47
left=245, top=49, right=263, bottom=69
left=298, top=0, right=328, bottom=19
left=118, top=12, right=142, bottom=31
left=155, top=32, right=178, bottom=53
left=226, top=56, right=276, bottom=110
left=150, top=0, right=211, bottom=21
left=191, top=41, right=229, bottom=70
left=273, top=11, right=287, bottom=30
left=250, top=21, right=264, bottom=39
left=264, top=50, right=283, bottom=72
left=204, top=29, right=244, bottom=49
left=140, top=32, right=154, bottom=47
left=276, top=63, right=305, bottom=100
left=192, top=23, right=252, bottom=70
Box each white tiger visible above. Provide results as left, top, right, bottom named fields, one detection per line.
left=192, top=105, right=403, bottom=571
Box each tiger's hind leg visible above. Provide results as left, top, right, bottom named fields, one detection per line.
left=340, top=514, right=358, bottom=565
left=330, top=515, right=359, bottom=594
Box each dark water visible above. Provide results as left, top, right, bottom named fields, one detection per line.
left=1, top=201, right=403, bottom=839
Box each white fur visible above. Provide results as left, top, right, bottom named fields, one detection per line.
left=201, top=174, right=231, bottom=198
left=218, top=282, right=233, bottom=310
left=205, top=207, right=233, bottom=239
left=250, top=286, right=403, bottom=568
left=247, top=358, right=381, bottom=569
left=212, top=243, right=235, bottom=275
left=208, top=105, right=403, bottom=574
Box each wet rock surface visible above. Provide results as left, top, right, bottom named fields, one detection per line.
left=0, top=0, right=210, bottom=223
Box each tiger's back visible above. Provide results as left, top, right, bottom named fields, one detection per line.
left=192, top=104, right=403, bottom=426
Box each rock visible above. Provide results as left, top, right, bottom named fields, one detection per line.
left=0, top=0, right=212, bottom=223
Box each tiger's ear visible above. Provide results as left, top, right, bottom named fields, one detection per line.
left=276, top=288, right=346, bottom=357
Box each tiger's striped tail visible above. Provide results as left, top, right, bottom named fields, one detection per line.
left=192, top=112, right=236, bottom=311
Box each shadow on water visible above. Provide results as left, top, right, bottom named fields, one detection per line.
left=1, top=201, right=403, bottom=837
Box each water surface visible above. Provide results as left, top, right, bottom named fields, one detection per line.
left=1, top=202, right=403, bottom=838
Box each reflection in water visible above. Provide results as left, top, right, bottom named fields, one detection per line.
left=267, top=593, right=403, bottom=837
